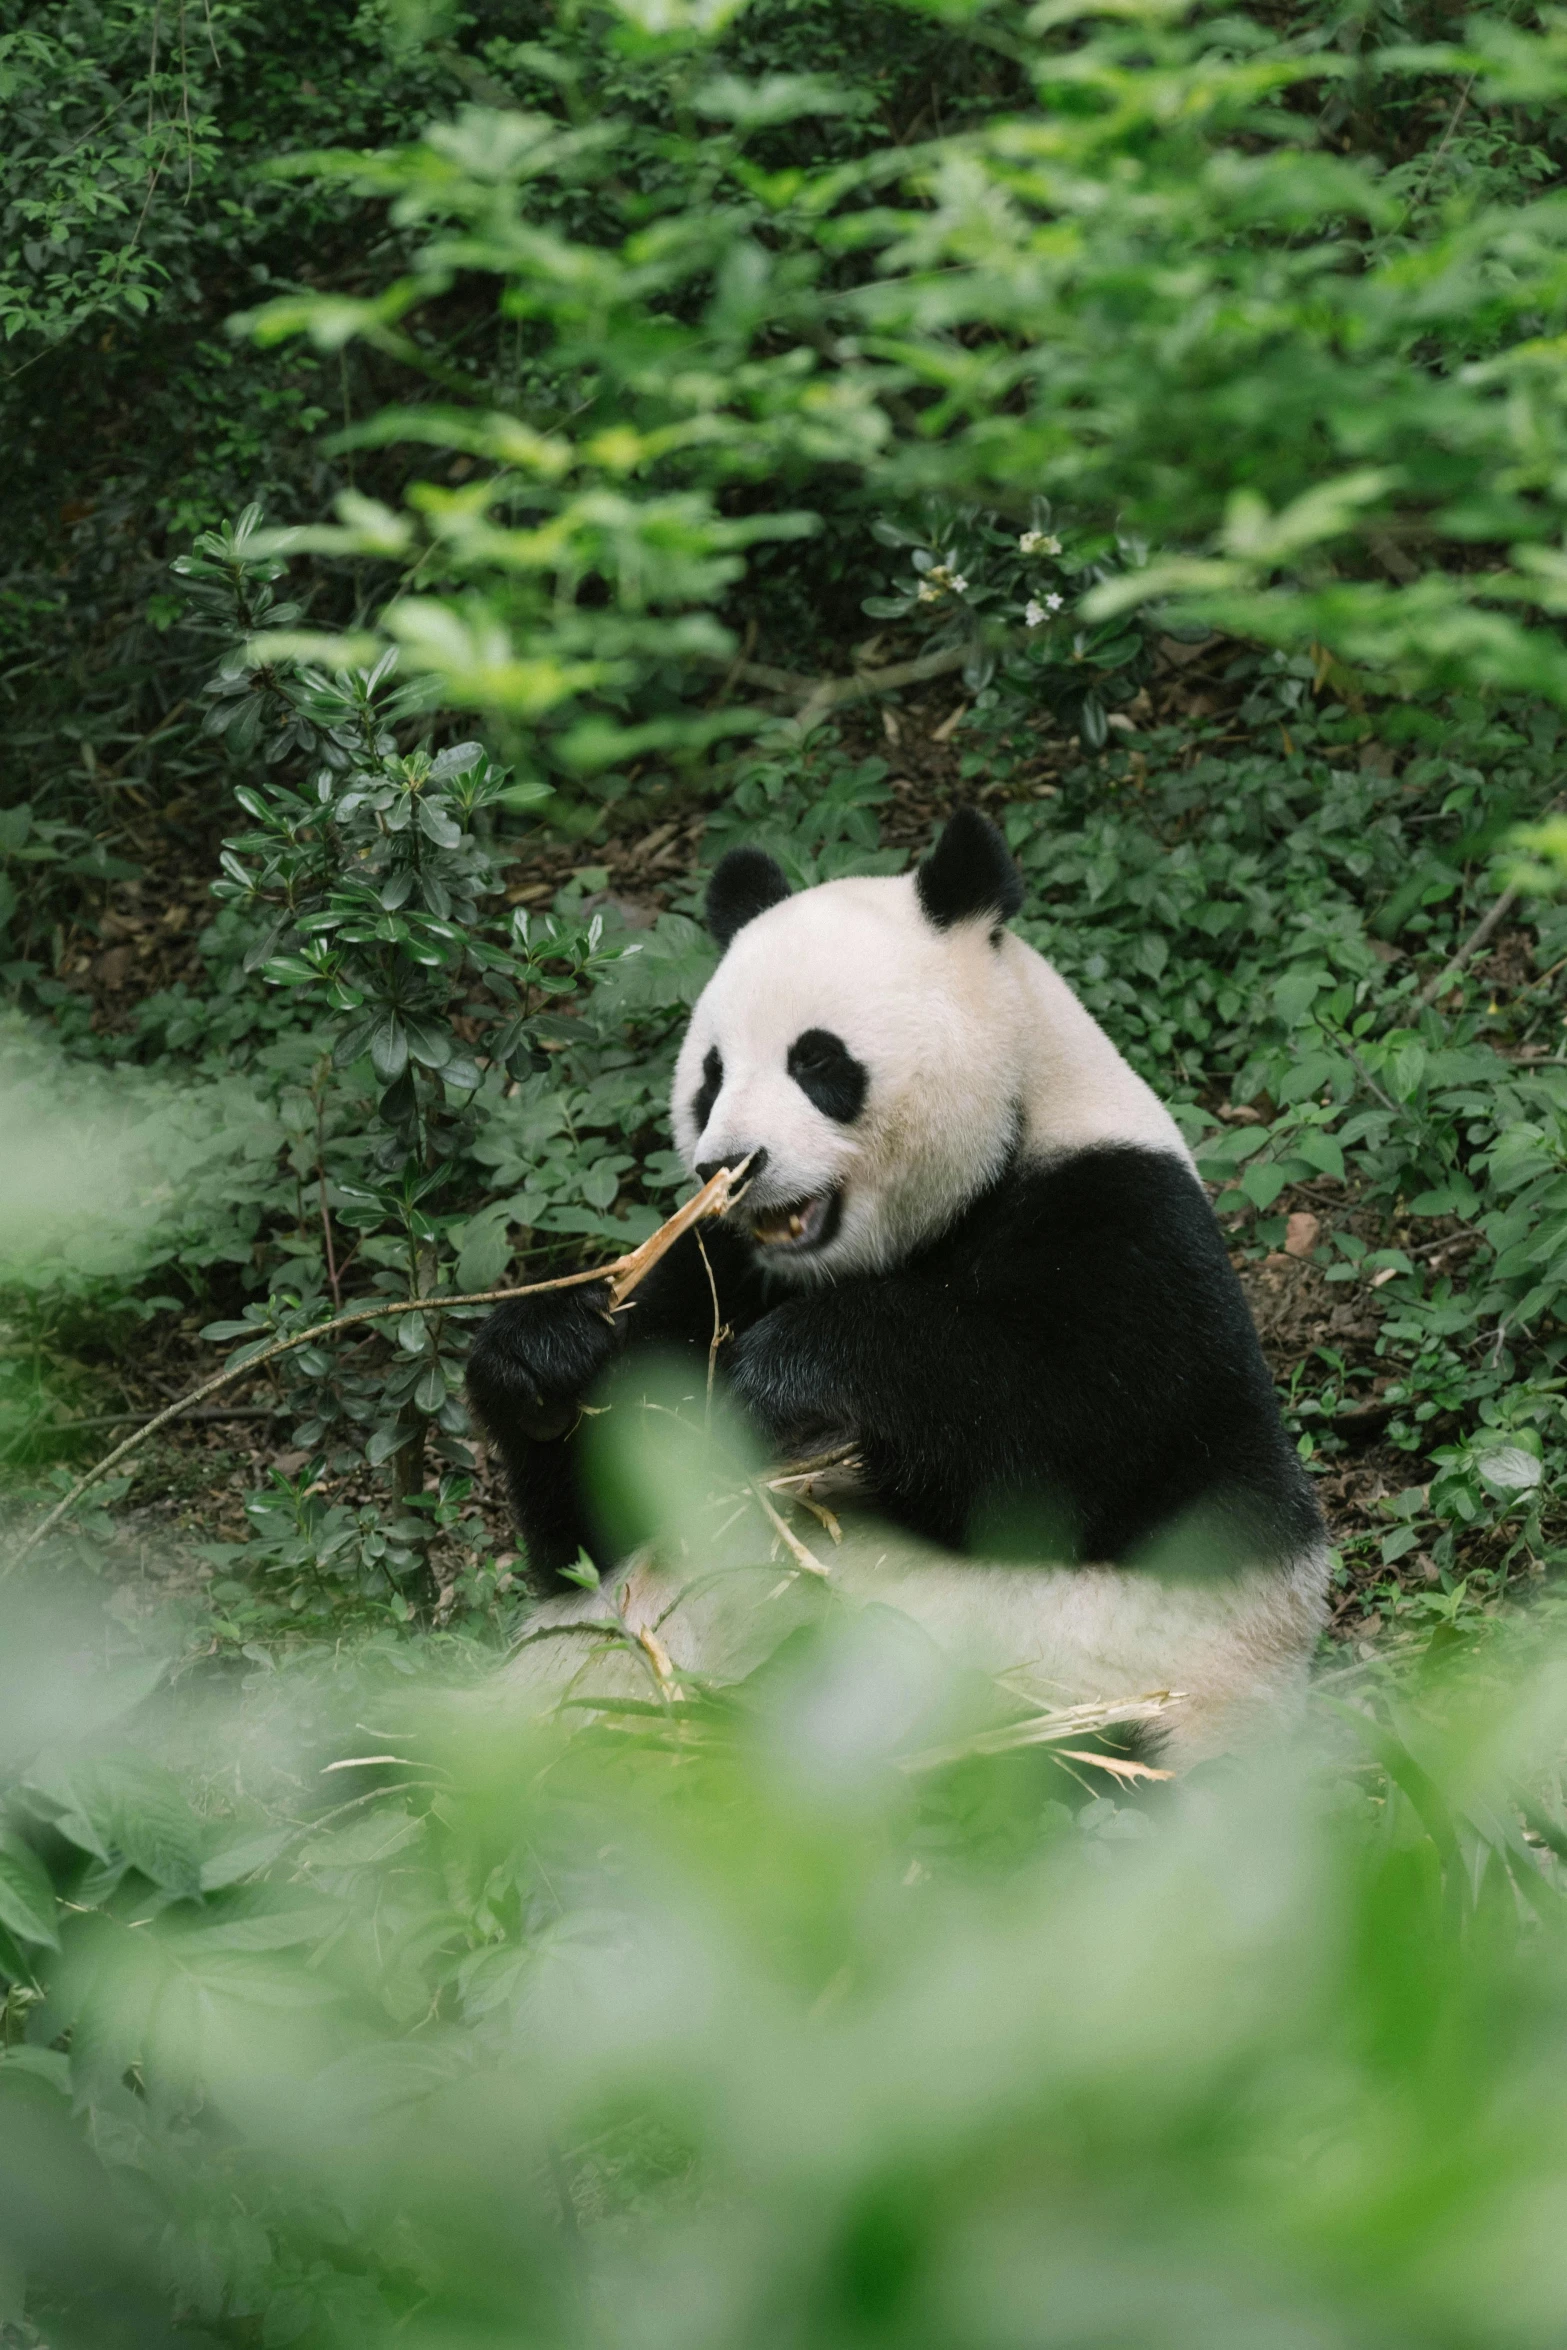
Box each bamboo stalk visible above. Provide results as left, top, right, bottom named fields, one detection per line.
left=896, top=1689, right=1181, bottom=1773
left=751, top=1480, right=832, bottom=1579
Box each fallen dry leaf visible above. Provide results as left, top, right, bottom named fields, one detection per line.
left=1285, top=1211, right=1320, bottom=1258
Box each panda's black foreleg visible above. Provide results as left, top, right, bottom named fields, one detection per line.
left=465, top=1281, right=625, bottom=1579
left=724, top=1284, right=995, bottom=1551
left=466, top=1226, right=771, bottom=1582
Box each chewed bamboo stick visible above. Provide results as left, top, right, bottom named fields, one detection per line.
left=896, top=1690, right=1183, bottom=1774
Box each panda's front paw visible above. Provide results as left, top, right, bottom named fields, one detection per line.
left=467, top=1282, right=621, bottom=1443
left=726, top=1307, right=847, bottom=1452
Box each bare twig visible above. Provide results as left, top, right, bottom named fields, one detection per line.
left=622, top=1604, right=683, bottom=1699
left=794, top=1491, right=844, bottom=1545
left=1054, top=1748, right=1173, bottom=1785
left=317, top=1173, right=343, bottom=1310
left=45, top=1406, right=285, bottom=1434
left=4, top=1162, right=752, bottom=1570
left=1340, top=1038, right=1402, bottom=1115
left=694, top=1225, right=727, bottom=1426
left=1411, top=884, right=1521, bottom=1014
left=764, top=1443, right=862, bottom=1487
left=315, top=1083, right=343, bottom=1313
left=1509, top=951, right=1567, bottom=1006
left=604, top=1157, right=753, bottom=1307
left=1403, top=72, right=1478, bottom=217
left=795, top=643, right=969, bottom=730
left=708, top=616, right=759, bottom=710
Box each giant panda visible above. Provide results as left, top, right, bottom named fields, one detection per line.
left=467, top=809, right=1328, bottom=1761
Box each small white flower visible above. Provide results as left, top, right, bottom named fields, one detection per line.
left=1045, top=591, right=1063, bottom=611
left=1019, top=530, right=1062, bottom=557
left=917, top=561, right=967, bottom=603
left=1024, top=599, right=1046, bottom=628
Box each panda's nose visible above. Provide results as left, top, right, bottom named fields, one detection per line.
left=696, top=1146, right=767, bottom=1188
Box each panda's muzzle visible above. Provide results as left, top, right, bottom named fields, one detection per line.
left=695, top=1150, right=842, bottom=1256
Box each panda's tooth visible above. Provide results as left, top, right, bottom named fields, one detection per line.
left=789, top=1213, right=803, bottom=1237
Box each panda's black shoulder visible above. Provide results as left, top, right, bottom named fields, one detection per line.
left=926, top=1142, right=1258, bottom=1339
left=919, top=1142, right=1320, bottom=1558
left=969, top=1140, right=1223, bottom=1247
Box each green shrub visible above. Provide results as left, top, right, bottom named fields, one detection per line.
left=230, top=2, right=1567, bottom=782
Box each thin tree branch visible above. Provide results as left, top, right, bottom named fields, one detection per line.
left=316, top=1085, right=343, bottom=1312
left=5, top=1162, right=752, bottom=1571
left=1404, top=72, right=1478, bottom=217
left=720, top=640, right=971, bottom=717
left=46, top=1406, right=284, bottom=1434
left=1411, top=884, right=1521, bottom=1013
left=1340, top=1038, right=1402, bottom=1115
left=694, top=1225, right=726, bottom=1427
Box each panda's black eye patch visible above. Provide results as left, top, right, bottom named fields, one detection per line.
left=787, top=1028, right=867, bottom=1123
left=691, top=1044, right=723, bottom=1131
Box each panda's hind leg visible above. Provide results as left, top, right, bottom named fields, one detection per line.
left=828, top=1541, right=1331, bottom=1769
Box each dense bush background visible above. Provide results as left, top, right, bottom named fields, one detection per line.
left=9, top=0, right=1567, bottom=2335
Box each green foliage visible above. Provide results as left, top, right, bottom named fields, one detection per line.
left=154, top=508, right=686, bottom=1600
left=0, top=1566, right=1566, bottom=2343
left=862, top=501, right=1152, bottom=747
left=11, top=6, right=1567, bottom=2319
left=0, top=805, right=137, bottom=972
left=214, top=0, right=1567, bottom=787
left=0, top=1016, right=283, bottom=1297
left=0, top=3, right=222, bottom=348
left=0, top=0, right=990, bottom=888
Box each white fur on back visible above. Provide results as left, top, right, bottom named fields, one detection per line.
left=672, top=869, right=1193, bottom=1278
left=1006, top=941, right=1194, bottom=1168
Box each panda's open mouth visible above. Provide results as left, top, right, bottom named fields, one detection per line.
left=749, top=1188, right=841, bottom=1254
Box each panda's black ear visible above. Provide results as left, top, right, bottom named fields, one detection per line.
left=915, top=808, right=1024, bottom=932
left=706, top=846, right=792, bottom=949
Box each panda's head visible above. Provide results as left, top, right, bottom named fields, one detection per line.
left=672, top=810, right=1029, bottom=1282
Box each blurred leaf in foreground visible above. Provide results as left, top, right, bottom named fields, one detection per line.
left=1, top=1553, right=1566, bottom=2346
